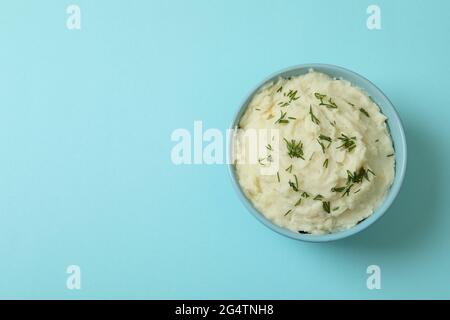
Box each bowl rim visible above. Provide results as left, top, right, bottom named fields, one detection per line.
left=227, top=63, right=407, bottom=242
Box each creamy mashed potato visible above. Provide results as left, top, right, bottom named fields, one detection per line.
left=234, top=70, right=395, bottom=234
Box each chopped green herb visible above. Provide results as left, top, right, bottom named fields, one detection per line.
left=317, top=139, right=326, bottom=154
left=331, top=186, right=346, bottom=193
left=255, top=108, right=261, bottom=111
left=286, top=89, right=300, bottom=102
left=285, top=164, right=293, bottom=173
left=275, top=111, right=289, bottom=124
left=278, top=101, right=290, bottom=108
left=333, top=207, right=340, bottom=211
left=315, top=92, right=338, bottom=108
left=266, top=144, right=272, bottom=151
left=323, top=201, right=331, bottom=213
left=337, top=133, right=357, bottom=152
left=288, top=116, right=297, bottom=120
left=314, top=93, right=326, bottom=100
left=277, top=171, right=280, bottom=182
left=320, top=97, right=338, bottom=109
left=359, top=108, right=370, bottom=117
left=284, top=138, right=305, bottom=159
left=288, top=174, right=299, bottom=192
left=301, top=192, right=310, bottom=198
left=314, top=194, right=324, bottom=201
left=342, top=183, right=353, bottom=197
left=277, top=86, right=283, bottom=93
left=354, top=189, right=361, bottom=194
left=387, top=154, right=394, bottom=157
left=284, top=209, right=292, bottom=216
left=319, top=134, right=332, bottom=143
left=323, top=158, right=329, bottom=168
left=294, top=198, right=302, bottom=206
left=309, top=106, right=320, bottom=125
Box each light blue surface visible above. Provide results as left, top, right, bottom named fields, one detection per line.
left=229, top=64, right=407, bottom=242
left=0, top=0, right=449, bottom=299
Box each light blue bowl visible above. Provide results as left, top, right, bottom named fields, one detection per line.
left=228, top=64, right=407, bottom=242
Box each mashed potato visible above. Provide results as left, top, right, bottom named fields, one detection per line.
left=234, top=70, right=395, bottom=234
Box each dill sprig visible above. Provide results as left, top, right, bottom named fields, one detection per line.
left=309, top=106, right=320, bottom=125
left=284, top=209, right=292, bottom=216
left=337, top=133, right=357, bottom=152
left=359, top=108, right=370, bottom=117
left=277, top=89, right=300, bottom=108
left=284, top=138, right=305, bottom=159
left=314, top=92, right=338, bottom=109
left=294, top=198, right=302, bottom=206
left=285, top=164, right=293, bottom=173
left=323, top=158, right=329, bottom=168
left=285, top=89, right=300, bottom=102
left=301, top=191, right=309, bottom=198
left=288, top=174, right=299, bottom=192
left=332, top=167, right=376, bottom=197
left=317, top=139, right=326, bottom=154
left=277, top=86, right=283, bottom=93
left=314, top=194, right=324, bottom=201
left=323, top=201, right=331, bottom=213
left=275, top=111, right=289, bottom=124
left=277, top=171, right=280, bottom=182
left=266, top=144, right=272, bottom=151
left=319, top=134, right=332, bottom=143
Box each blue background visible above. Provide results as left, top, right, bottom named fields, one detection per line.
left=0, top=0, right=449, bottom=299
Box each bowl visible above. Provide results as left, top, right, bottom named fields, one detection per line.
left=228, top=64, right=407, bottom=242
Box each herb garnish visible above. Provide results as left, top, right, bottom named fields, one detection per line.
left=387, top=154, right=394, bottom=157
left=288, top=174, right=299, bottom=192
left=266, top=144, right=272, bottom=151
left=359, top=108, right=370, bottom=117
left=323, top=158, right=329, bottom=168
left=277, top=86, right=283, bottom=93
left=275, top=111, right=289, bottom=124
left=337, top=133, right=357, bottom=152
left=323, top=201, right=331, bottom=213
left=319, top=134, right=332, bottom=143
left=331, top=186, right=346, bottom=193
left=284, top=138, right=305, bottom=159
left=294, top=198, right=302, bottom=206
left=277, top=172, right=280, bottom=182
left=277, top=89, right=300, bottom=107
left=285, top=89, right=300, bottom=102
left=332, top=167, right=376, bottom=197
left=315, top=92, right=338, bottom=109
left=301, top=192, right=310, bottom=198
left=314, top=194, right=324, bottom=201
left=309, top=106, right=320, bottom=125
left=317, top=139, right=326, bottom=154
left=285, top=164, right=293, bottom=173
left=284, top=209, right=292, bottom=216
